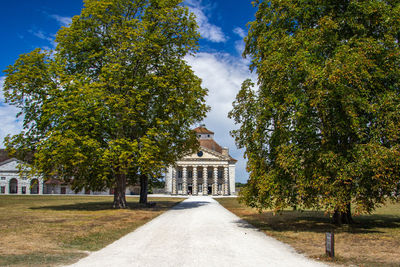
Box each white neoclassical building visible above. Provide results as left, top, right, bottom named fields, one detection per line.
left=0, top=156, right=113, bottom=195
left=165, top=126, right=236, bottom=196
left=0, top=158, right=44, bottom=195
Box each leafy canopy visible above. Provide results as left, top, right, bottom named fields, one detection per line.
left=230, top=0, right=400, bottom=214
left=3, top=0, right=209, bottom=194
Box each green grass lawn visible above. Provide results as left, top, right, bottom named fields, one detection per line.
left=0, top=195, right=184, bottom=266
left=216, top=198, right=400, bottom=267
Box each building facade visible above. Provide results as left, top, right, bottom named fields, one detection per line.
left=165, top=126, right=236, bottom=195
left=0, top=157, right=116, bottom=195
left=0, top=158, right=44, bottom=195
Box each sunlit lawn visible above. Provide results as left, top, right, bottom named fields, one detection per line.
left=0, top=195, right=184, bottom=266
left=216, top=198, right=400, bottom=267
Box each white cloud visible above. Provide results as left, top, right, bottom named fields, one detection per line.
left=29, top=30, right=53, bottom=43
left=28, top=29, right=56, bottom=50
left=185, top=52, right=257, bottom=182
left=233, top=27, right=247, bottom=56
left=0, top=76, right=5, bottom=103
left=50, top=14, right=72, bottom=27
left=0, top=76, right=23, bottom=148
left=185, top=0, right=226, bottom=43
left=233, top=27, right=246, bottom=38
left=234, top=40, right=245, bottom=56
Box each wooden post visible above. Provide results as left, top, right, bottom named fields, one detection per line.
left=325, top=231, right=335, bottom=258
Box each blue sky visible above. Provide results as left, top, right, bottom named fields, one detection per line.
left=0, top=0, right=258, bottom=183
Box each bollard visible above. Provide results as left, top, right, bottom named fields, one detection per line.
left=325, top=231, right=335, bottom=258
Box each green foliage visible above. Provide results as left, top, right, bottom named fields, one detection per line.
left=235, top=182, right=246, bottom=188
left=3, top=0, right=208, bottom=201
left=230, top=0, right=400, bottom=215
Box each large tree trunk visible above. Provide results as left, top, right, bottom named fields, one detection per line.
left=139, top=174, right=148, bottom=204
left=113, top=173, right=127, bottom=209
left=333, top=203, right=353, bottom=225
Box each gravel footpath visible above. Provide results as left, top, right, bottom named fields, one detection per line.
left=66, top=196, right=326, bottom=267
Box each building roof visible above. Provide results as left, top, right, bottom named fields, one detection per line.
left=199, top=139, right=222, bottom=154
left=44, top=178, right=63, bottom=185
left=193, top=126, right=214, bottom=134
left=0, top=158, right=19, bottom=167
left=199, top=139, right=237, bottom=163
left=193, top=126, right=237, bottom=163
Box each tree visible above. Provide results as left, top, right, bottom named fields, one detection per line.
left=229, top=0, right=400, bottom=224
left=3, top=0, right=208, bottom=208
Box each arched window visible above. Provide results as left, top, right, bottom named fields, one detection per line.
left=30, top=179, right=39, bottom=194
left=9, top=178, right=18, bottom=194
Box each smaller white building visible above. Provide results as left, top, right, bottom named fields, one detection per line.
left=0, top=158, right=43, bottom=195
left=0, top=157, right=127, bottom=195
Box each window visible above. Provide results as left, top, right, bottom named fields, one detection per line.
left=22, top=186, right=26, bottom=194
left=218, top=170, right=223, bottom=179
left=178, top=183, right=183, bottom=191
left=22, top=176, right=27, bottom=180
left=207, top=134, right=210, bottom=137
left=9, top=179, right=18, bottom=194
left=177, top=170, right=183, bottom=179
left=208, top=170, right=212, bottom=179
left=197, top=171, right=202, bottom=178
left=188, top=170, right=193, bottom=178
left=1, top=177, right=5, bottom=180
left=0, top=186, right=5, bottom=194
left=198, top=184, right=203, bottom=192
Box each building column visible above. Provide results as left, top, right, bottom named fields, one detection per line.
left=5, top=179, right=9, bottom=195
left=182, top=166, right=187, bottom=195
left=17, top=179, right=22, bottom=195
left=38, top=178, right=43, bottom=195
left=165, top=167, right=170, bottom=193
left=213, top=166, right=218, bottom=195
left=172, top=167, right=177, bottom=195
left=193, top=166, right=198, bottom=195
left=224, top=166, right=229, bottom=195
left=203, top=167, right=208, bottom=195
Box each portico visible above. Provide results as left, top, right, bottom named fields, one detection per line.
left=171, top=165, right=230, bottom=195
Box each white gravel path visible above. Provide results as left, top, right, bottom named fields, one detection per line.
left=66, top=196, right=327, bottom=267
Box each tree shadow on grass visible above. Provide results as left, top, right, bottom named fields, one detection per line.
left=234, top=210, right=400, bottom=235
left=30, top=200, right=181, bottom=211
left=0, top=252, right=86, bottom=267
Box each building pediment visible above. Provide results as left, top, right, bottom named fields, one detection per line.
left=182, top=146, right=230, bottom=161
left=0, top=158, right=22, bottom=172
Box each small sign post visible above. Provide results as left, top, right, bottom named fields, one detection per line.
left=325, top=232, right=335, bottom=258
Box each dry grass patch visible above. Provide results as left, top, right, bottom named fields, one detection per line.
left=0, top=195, right=184, bottom=266
left=216, top=198, right=400, bottom=267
